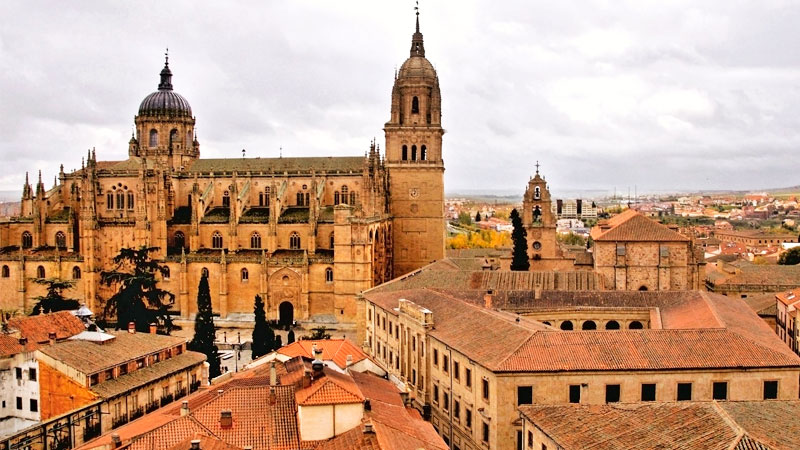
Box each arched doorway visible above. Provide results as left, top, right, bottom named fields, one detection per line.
left=279, top=302, right=294, bottom=327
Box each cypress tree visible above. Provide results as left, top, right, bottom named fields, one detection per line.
left=475, top=211, right=482, bottom=222
left=275, top=335, right=283, bottom=349
left=251, top=295, right=275, bottom=359
left=287, top=329, right=296, bottom=344
left=510, top=208, right=530, bottom=271
left=189, top=275, right=220, bottom=379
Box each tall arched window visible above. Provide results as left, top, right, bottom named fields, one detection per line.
left=534, top=186, right=541, bottom=199
left=329, top=232, right=335, bottom=249
left=72, top=266, right=81, bottom=279
left=212, top=231, right=223, bottom=249
left=241, top=268, right=249, bottom=282
left=325, top=267, right=333, bottom=283
left=412, top=96, right=419, bottom=114
left=251, top=232, right=261, bottom=249
left=106, top=192, right=114, bottom=209
left=21, top=231, right=33, bottom=249
left=222, top=191, right=230, bottom=207
left=36, top=266, right=45, bottom=278
left=116, top=191, right=125, bottom=210
left=350, top=192, right=357, bottom=205
left=201, top=267, right=209, bottom=278
left=149, top=129, right=158, bottom=147
left=55, top=232, right=66, bottom=249
left=187, top=130, right=193, bottom=147
left=402, top=145, right=408, bottom=161
left=421, top=145, right=427, bottom=161
left=296, top=192, right=304, bottom=206
left=411, top=145, right=417, bottom=161
left=169, top=129, right=178, bottom=147
left=1, top=265, right=9, bottom=278
left=334, top=192, right=340, bottom=205
left=341, top=186, right=349, bottom=204
left=127, top=192, right=135, bottom=210
left=174, top=231, right=185, bottom=249
left=289, top=232, right=301, bottom=249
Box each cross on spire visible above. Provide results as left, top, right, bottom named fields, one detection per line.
left=535, top=160, right=540, bottom=175
left=165, top=47, right=169, bottom=65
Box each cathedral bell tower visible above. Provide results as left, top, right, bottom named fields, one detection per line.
left=385, top=11, right=446, bottom=276
left=522, top=164, right=562, bottom=269
left=132, top=52, right=199, bottom=171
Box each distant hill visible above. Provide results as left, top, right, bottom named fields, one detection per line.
left=0, top=201, right=20, bottom=217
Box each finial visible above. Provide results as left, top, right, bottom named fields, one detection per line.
left=535, top=160, right=540, bottom=175
left=38, top=170, right=42, bottom=184
left=242, top=148, right=246, bottom=159
left=279, top=146, right=282, bottom=158
left=410, top=1, right=425, bottom=57
left=159, top=49, right=173, bottom=90
left=165, top=47, right=169, bottom=65
left=25, top=172, right=29, bottom=184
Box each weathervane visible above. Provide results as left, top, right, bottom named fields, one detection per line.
left=242, top=148, right=246, bottom=159
left=165, top=47, right=169, bottom=64
left=415, top=0, right=419, bottom=16
left=535, top=160, right=540, bottom=175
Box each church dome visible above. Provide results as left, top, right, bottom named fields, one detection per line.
left=398, top=55, right=437, bottom=80
left=138, top=57, right=192, bottom=117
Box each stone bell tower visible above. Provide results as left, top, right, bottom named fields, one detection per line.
left=385, top=11, right=446, bottom=277
left=522, top=163, right=561, bottom=268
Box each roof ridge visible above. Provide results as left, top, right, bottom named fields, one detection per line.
left=709, top=402, right=746, bottom=450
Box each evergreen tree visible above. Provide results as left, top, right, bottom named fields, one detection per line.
left=30, top=278, right=80, bottom=315
left=275, top=335, right=283, bottom=348
left=100, top=246, right=175, bottom=333
left=310, top=326, right=332, bottom=340
left=251, top=295, right=275, bottom=359
left=287, top=329, right=296, bottom=344
left=510, top=208, right=530, bottom=271
left=475, top=212, right=482, bottom=222
left=779, top=247, right=800, bottom=265
left=188, top=275, right=221, bottom=379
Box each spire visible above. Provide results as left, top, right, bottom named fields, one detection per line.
left=410, top=1, right=425, bottom=57
left=158, top=48, right=173, bottom=91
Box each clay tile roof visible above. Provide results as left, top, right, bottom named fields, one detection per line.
left=278, top=339, right=367, bottom=370
left=129, top=417, right=213, bottom=450
left=295, top=369, right=364, bottom=406
left=498, top=328, right=800, bottom=372
left=186, top=157, right=364, bottom=174
left=167, top=434, right=243, bottom=450
left=518, top=402, right=779, bottom=449
left=7, top=311, right=85, bottom=343
left=592, top=209, right=689, bottom=242
left=313, top=426, right=380, bottom=450
left=0, top=334, right=38, bottom=357
left=91, top=351, right=206, bottom=398
left=37, top=331, right=186, bottom=375
left=718, top=401, right=800, bottom=449
left=776, top=288, right=800, bottom=307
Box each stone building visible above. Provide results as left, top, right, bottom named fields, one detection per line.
left=706, top=260, right=800, bottom=298
left=591, top=209, right=705, bottom=290
left=361, top=286, right=800, bottom=450
left=0, top=15, right=445, bottom=327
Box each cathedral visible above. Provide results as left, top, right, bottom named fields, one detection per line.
left=0, top=15, right=445, bottom=326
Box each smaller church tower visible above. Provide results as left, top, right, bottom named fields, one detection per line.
left=522, top=163, right=562, bottom=268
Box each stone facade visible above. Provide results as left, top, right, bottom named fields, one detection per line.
left=0, top=19, right=444, bottom=327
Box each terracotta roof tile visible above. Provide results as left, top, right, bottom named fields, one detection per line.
left=187, top=157, right=364, bottom=174
left=719, top=401, right=800, bottom=450
left=8, top=311, right=85, bottom=343
left=0, top=334, right=38, bottom=357
left=313, top=426, right=380, bottom=450
left=295, top=369, right=364, bottom=406
left=592, top=210, right=689, bottom=242
left=278, top=339, right=367, bottom=370
left=167, top=433, right=243, bottom=450
left=91, top=351, right=206, bottom=398
left=129, top=417, right=213, bottom=450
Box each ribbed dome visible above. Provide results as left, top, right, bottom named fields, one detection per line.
left=138, top=58, right=192, bottom=117
left=398, top=55, right=437, bottom=80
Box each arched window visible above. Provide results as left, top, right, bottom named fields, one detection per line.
left=169, top=129, right=178, bottom=146
left=369, top=230, right=374, bottom=243
left=241, top=268, right=249, bottom=282
left=55, top=232, right=66, bottom=249
left=402, top=145, right=408, bottom=161
left=212, top=231, right=223, bottom=249
left=296, top=192, right=305, bottom=206
left=36, top=266, right=45, bottom=278
left=251, top=232, right=261, bottom=249
left=201, top=267, right=209, bottom=278
left=305, top=192, right=310, bottom=206
left=350, top=192, right=357, bottom=206
left=334, top=191, right=340, bottom=205
left=325, top=267, right=333, bottom=283
left=21, top=231, right=33, bottom=249
left=187, top=130, right=193, bottom=147
left=581, top=320, right=597, bottom=330
left=289, top=232, right=301, bottom=249
left=162, top=267, right=170, bottom=280
left=412, top=96, right=419, bottom=114
left=149, top=129, right=158, bottom=147
left=107, top=192, right=114, bottom=209
left=560, top=321, right=574, bottom=331
left=329, top=232, right=335, bottom=249
left=534, top=186, right=541, bottom=199
left=629, top=321, right=644, bottom=330
left=605, top=320, right=620, bottom=330
left=174, top=231, right=185, bottom=249
left=411, top=145, right=417, bottom=161
left=1, top=265, right=9, bottom=278
left=116, top=191, right=125, bottom=210
left=341, top=185, right=349, bottom=204
left=421, top=145, right=427, bottom=161
left=127, top=191, right=135, bottom=210
left=222, top=191, right=230, bottom=207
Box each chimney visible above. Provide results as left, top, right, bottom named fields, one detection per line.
left=269, top=386, right=276, bottom=406
left=111, top=434, right=121, bottom=448
left=484, top=290, right=493, bottom=309
left=149, top=323, right=157, bottom=334
left=18, top=337, right=27, bottom=346
left=363, top=421, right=374, bottom=434
left=312, top=343, right=322, bottom=359
left=269, top=361, right=277, bottom=386
left=219, top=410, right=233, bottom=429
left=190, top=440, right=201, bottom=450
left=180, top=400, right=189, bottom=416
left=302, top=369, right=312, bottom=388
left=48, top=332, right=57, bottom=345
left=311, top=359, right=324, bottom=378
left=217, top=389, right=224, bottom=396
left=128, top=322, right=136, bottom=334
left=346, top=354, right=353, bottom=367
left=363, top=398, right=371, bottom=411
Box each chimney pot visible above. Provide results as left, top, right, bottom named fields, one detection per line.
left=111, top=433, right=121, bottom=448
left=149, top=323, right=157, bottom=334
left=180, top=400, right=189, bottom=416
left=18, top=337, right=28, bottom=346
left=128, top=322, right=136, bottom=333
left=363, top=421, right=374, bottom=434
left=190, top=439, right=201, bottom=450
left=364, top=398, right=371, bottom=411
left=217, top=389, right=224, bottom=395
left=483, top=290, right=493, bottom=309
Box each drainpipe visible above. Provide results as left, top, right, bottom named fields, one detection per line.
left=448, top=347, right=453, bottom=447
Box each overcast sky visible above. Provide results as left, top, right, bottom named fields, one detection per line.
left=2, top=0, right=800, bottom=197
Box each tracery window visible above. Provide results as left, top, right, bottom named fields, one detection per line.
left=55, top=232, right=66, bottom=249
left=289, top=232, right=301, bottom=249
left=325, top=267, right=333, bottom=283
left=222, top=191, right=230, bottom=207
left=241, top=268, right=249, bottom=282
left=212, top=231, right=223, bottom=249
left=251, top=232, right=261, bottom=249
left=127, top=191, right=135, bottom=210
left=174, top=231, right=185, bottom=249
left=21, top=232, right=32, bottom=249
left=116, top=191, right=125, bottom=210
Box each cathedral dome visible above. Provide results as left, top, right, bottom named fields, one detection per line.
left=398, top=55, right=437, bottom=80
left=138, top=57, right=192, bottom=118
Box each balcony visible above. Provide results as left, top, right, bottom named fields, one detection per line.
left=129, top=406, right=145, bottom=421
left=145, top=401, right=160, bottom=414
left=175, top=388, right=188, bottom=400
left=190, top=380, right=201, bottom=393
left=160, top=393, right=175, bottom=407
left=82, top=423, right=101, bottom=442
left=111, top=413, right=129, bottom=429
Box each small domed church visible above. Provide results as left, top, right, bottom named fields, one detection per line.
left=0, top=14, right=445, bottom=327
